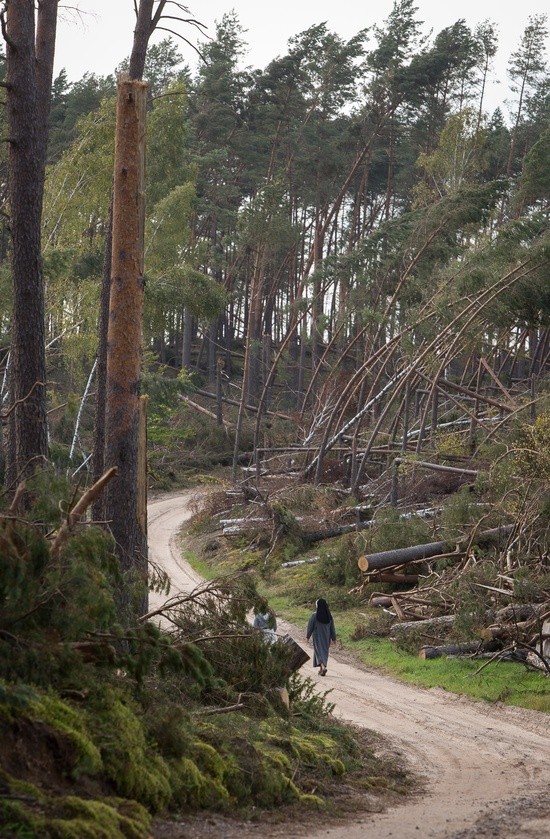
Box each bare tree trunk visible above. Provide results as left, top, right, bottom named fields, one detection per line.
left=207, top=318, right=218, bottom=384
left=103, top=77, right=148, bottom=614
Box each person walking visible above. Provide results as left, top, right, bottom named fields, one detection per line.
left=253, top=598, right=278, bottom=644
left=306, top=598, right=336, bottom=676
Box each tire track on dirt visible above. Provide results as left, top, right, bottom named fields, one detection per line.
left=148, top=493, right=550, bottom=839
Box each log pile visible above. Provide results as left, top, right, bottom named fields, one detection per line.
left=357, top=528, right=550, bottom=672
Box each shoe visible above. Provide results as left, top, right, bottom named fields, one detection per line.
left=320, top=665, right=327, bottom=676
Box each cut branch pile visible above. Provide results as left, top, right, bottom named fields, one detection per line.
left=356, top=529, right=550, bottom=672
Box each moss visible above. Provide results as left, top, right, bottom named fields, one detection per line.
left=1, top=771, right=47, bottom=802
left=33, top=692, right=103, bottom=777
left=0, top=797, right=40, bottom=837
left=0, top=782, right=150, bottom=839
left=169, top=756, right=229, bottom=809
left=48, top=795, right=150, bottom=839
left=257, top=764, right=300, bottom=806
left=286, top=730, right=347, bottom=776
left=89, top=689, right=171, bottom=812
left=264, top=726, right=346, bottom=775
left=190, top=740, right=227, bottom=780
left=0, top=680, right=38, bottom=713
left=257, top=744, right=292, bottom=773
left=359, top=775, right=392, bottom=789
left=298, top=792, right=326, bottom=807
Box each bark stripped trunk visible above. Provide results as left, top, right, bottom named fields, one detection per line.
left=92, top=0, right=169, bottom=604
left=103, top=77, right=148, bottom=613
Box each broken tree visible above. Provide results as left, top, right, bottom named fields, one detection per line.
left=358, top=524, right=515, bottom=572
left=103, top=76, right=148, bottom=615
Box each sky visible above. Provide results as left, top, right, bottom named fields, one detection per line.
left=55, top=1, right=550, bottom=114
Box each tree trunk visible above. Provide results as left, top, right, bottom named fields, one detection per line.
left=5, top=0, right=56, bottom=483
left=358, top=525, right=515, bottom=572
left=419, top=642, right=499, bottom=659
left=103, top=77, right=148, bottom=614
left=389, top=614, right=456, bottom=640
left=92, top=0, right=169, bottom=607
left=91, top=202, right=113, bottom=521
left=182, top=306, right=193, bottom=367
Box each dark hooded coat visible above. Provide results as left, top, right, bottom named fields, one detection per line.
left=306, top=598, right=336, bottom=668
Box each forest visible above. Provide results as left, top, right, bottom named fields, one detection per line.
left=1, top=0, right=550, bottom=836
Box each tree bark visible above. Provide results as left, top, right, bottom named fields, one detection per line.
left=419, top=642, right=500, bottom=660
left=389, top=615, right=456, bottom=639
left=91, top=202, right=113, bottom=521
left=103, top=77, right=148, bottom=613
left=358, top=524, right=515, bottom=572
left=5, top=0, right=57, bottom=483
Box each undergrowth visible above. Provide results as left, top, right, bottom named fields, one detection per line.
left=0, top=474, right=395, bottom=838
left=183, top=489, right=550, bottom=715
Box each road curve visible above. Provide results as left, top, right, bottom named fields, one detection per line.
left=148, top=493, right=550, bottom=839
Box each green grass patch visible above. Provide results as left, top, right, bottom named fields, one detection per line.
left=330, top=610, right=550, bottom=712
left=182, top=550, right=550, bottom=713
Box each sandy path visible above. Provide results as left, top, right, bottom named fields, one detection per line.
left=148, top=493, right=550, bottom=839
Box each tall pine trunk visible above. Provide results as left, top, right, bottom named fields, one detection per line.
left=5, top=0, right=58, bottom=485
left=103, top=77, right=148, bottom=613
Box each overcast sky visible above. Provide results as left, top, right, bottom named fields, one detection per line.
left=55, top=1, right=550, bottom=114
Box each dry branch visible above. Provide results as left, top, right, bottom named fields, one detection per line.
left=393, top=457, right=479, bottom=477
left=50, top=467, right=118, bottom=558
left=195, top=388, right=293, bottom=421
left=179, top=395, right=234, bottom=429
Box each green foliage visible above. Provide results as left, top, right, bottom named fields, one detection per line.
left=0, top=501, right=119, bottom=687
left=143, top=367, right=194, bottom=448
left=43, top=96, right=116, bottom=249
left=87, top=687, right=172, bottom=812
left=1, top=469, right=370, bottom=836
left=361, top=506, right=431, bottom=554
left=448, top=560, right=500, bottom=639
left=32, top=692, right=103, bottom=778
left=440, top=486, right=486, bottom=541
left=513, top=412, right=550, bottom=481
left=512, top=566, right=550, bottom=604
left=0, top=780, right=151, bottom=839
left=517, top=124, right=550, bottom=206
left=287, top=672, right=335, bottom=721
left=47, top=795, right=150, bottom=839
left=413, top=109, right=491, bottom=204
left=316, top=536, right=360, bottom=588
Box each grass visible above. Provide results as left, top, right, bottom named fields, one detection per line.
left=340, top=620, right=550, bottom=712
left=264, top=599, right=550, bottom=711
left=180, top=533, right=550, bottom=715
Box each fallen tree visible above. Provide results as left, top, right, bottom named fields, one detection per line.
left=389, top=614, right=456, bottom=640
left=358, top=524, right=515, bottom=572
left=419, top=641, right=500, bottom=659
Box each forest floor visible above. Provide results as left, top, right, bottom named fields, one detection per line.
left=147, top=492, right=550, bottom=839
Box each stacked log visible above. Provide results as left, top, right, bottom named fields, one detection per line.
left=357, top=524, right=514, bottom=573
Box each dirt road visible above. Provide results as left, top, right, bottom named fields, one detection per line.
left=148, top=493, right=550, bottom=839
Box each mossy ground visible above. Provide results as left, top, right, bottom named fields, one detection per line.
left=0, top=481, right=412, bottom=839
left=0, top=675, right=411, bottom=839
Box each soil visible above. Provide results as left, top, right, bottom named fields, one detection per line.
left=147, top=492, right=550, bottom=839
